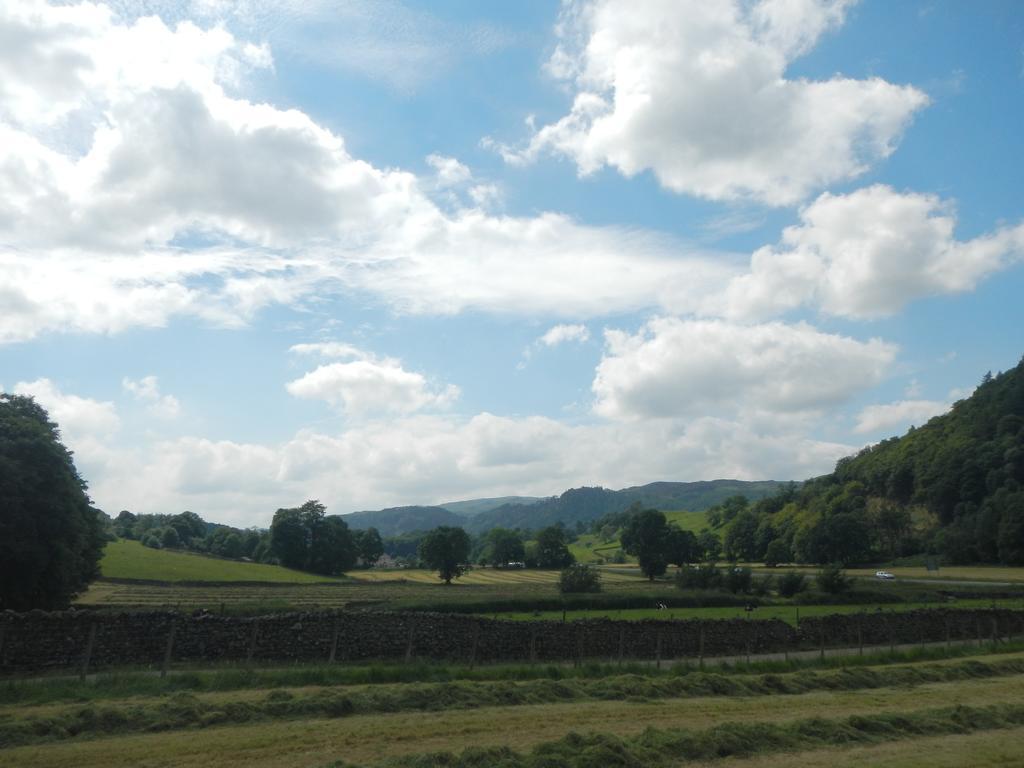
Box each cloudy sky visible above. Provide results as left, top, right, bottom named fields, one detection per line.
left=2, top=0, right=1022, bottom=526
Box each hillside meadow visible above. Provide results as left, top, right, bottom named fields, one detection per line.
left=4, top=648, right=1024, bottom=767
left=100, top=540, right=343, bottom=583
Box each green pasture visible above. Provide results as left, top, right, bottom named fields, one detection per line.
left=99, top=540, right=343, bottom=584
left=3, top=649, right=1024, bottom=768
left=754, top=564, right=1024, bottom=584
left=664, top=508, right=711, bottom=532
left=500, top=597, right=1024, bottom=625
left=567, top=509, right=709, bottom=564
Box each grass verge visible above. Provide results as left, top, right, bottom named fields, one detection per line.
left=344, top=703, right=1024, bottom=767
left=4, top=656, right=1024, bottom=748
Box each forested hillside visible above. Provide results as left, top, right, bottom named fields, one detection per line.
left=343, top=506, right=464, bottom=536
left=709, top=358, right=1024, bottom=566
left=466, top=480, right=784, bottom=534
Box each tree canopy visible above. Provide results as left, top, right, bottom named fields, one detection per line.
left=534, top=525, right=575, bottom=568
left=620, top=508, right=670, bottom=580
left=269, top=500, right=356, bottom=576
left=0, top=394, right=106, bottom=610
left=418, top=526, right=471, bottom=584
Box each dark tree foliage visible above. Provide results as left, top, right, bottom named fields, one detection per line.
left=777, top=571, right=807, bottom=597
left=697, top=530, right=722, bottom=562
left=535, top=525, right=575, bottom=568
left=665, top=526, right=699, bottom=568
left=558, top=563, right=602, bottom=593
left=418, top=526, right=471, bottom=584
left=269, top=500, right=356, bottom=576
left=353, top=527, right=384, bottom=567
left=620, top=508, right=670, bottom=580
left=763, top=538, right=791, bottom=567
left=0, top=394, right=105, bottom=610
left=483, top=527, right=526, bottom=567
left=816, top=564, right=853, bottom=595
left=724, top=510, right=760, bottom=561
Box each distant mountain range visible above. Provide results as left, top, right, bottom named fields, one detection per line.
left=343, top=479, right=786, bottom=537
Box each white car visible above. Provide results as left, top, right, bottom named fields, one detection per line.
left=875, top=570, right=896, bottom=580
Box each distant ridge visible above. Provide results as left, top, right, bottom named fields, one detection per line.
left=439, top=496, right=544, bottom=516
left=343, top=480, right=786, bottom=537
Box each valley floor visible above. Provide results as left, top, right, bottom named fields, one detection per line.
left=4, top=648, right=1024, bottom=768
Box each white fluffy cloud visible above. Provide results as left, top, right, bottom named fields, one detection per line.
left=539, top=323, right=590, bottom=347
left=496, top=0, right=928, bottom=205
left=854, top=399, right=950, bottom=435
left=593, top=318, right=896, bottom=421
left=122, top=375, right=181, bottom=419
left=82, top=411, right=852, bottom=526
left=723, top=185, right=1024, bottom=320
left=426, top=154, right=472, bottom=188
left=0, top=1, right=737, bottom=343
left=286, top=348, right=459, bottom=417
left=13, top=377, right=120, bottom=437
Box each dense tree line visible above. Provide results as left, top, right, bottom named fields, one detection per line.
left=1, top=395, right=106, bottom=610
left=697, top=358, right=1024, bottom=567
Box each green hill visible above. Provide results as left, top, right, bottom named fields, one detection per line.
left=711, top=356, right=1024, bottom=566
left=467, top=480, right=783, bottom=534
left=100, top=539, right=342, bottom=583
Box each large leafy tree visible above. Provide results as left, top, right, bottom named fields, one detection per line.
left=418, top=526, right=471, bottom=584
left=354, top=527, right=384, bottom=567
left=484, top=527, right=526, bottom=567
left=269, top=500, right=356, bottom=575
left=0, top=394, right=105, bottom=610
left=534, top=525, right=574, bottom=568
left=620, top=508, right=670, bottom=580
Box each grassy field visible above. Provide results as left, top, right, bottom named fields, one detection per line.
left=4, top=648, right=1024, bottom=767
left=567, top=509, right=710, bottom=564
left=755, top=564, right=1024, bottom=584
left=76, top=565, right=660, bottom=611
left=99, top=540, right=343, bottom=584
left=664, top=508, right=711, bottom=532
left=500, top=597, right=1024, bottom=624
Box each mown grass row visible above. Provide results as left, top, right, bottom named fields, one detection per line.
left=6, top=640, right=1023, bottom=708
left=335, top=703, right=1024, bottom=768
left=4, top=656, right=1023, bottom=748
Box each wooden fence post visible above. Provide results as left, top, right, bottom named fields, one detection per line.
left=991, top=616, right=998, bottom=647
left=161, top=623, right=176, bottom=678
left=80, top=623, right=98, bottom=681
left=698, top=624, right=705, bottom=669
left=246, top=620, right=259, bottom=666
left=329, top=619, right=340, bottom=664
left=945, top=616, right=951, bottom=651
left=655, top=631, right=662, bottom=670
left=404, top=621, right=415, bottom=664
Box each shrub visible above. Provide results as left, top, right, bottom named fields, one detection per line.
left=559, top=564, right=602, bottom=593
left=752, top=574, right=774, bottom=597
left=724, top=566, right=753, bottom=594
left=777, top=571, right=808, bottom=597
left=763, top=539, right=790, bottom=567
left=816, top=564, right=853, bottom=595
left=675, top=563, right=722, bottom=590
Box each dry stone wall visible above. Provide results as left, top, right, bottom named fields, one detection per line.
left=1, top=608, right=1021, bottom=674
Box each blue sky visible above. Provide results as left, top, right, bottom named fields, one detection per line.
left=1, top=0, right=1022, bottom=526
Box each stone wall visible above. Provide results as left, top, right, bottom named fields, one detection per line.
left=1, top=608, right=1021, bottom=674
